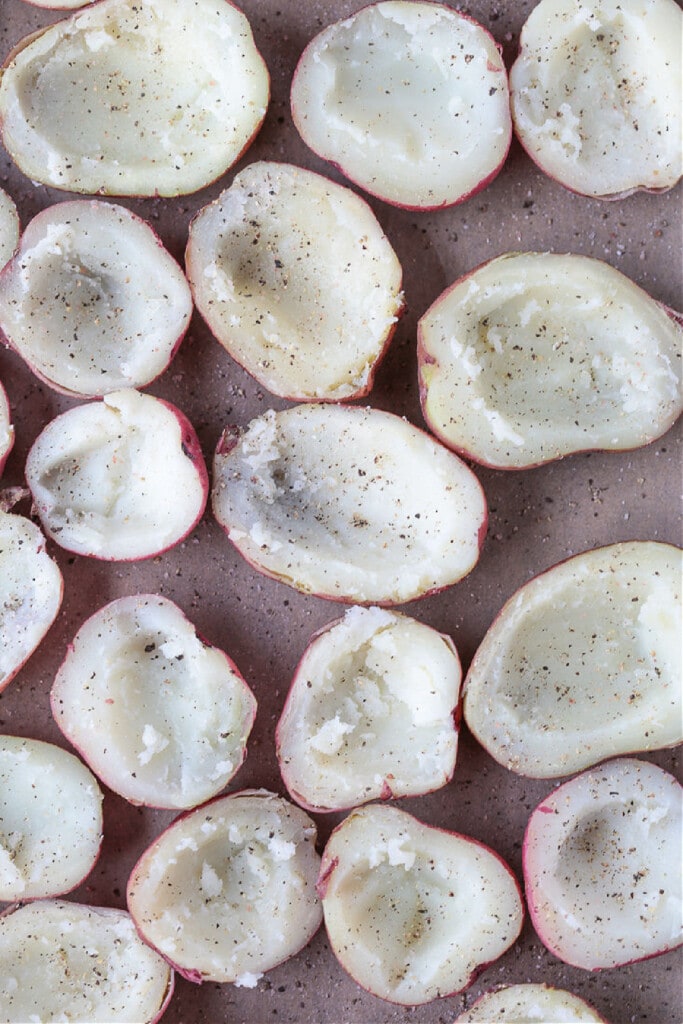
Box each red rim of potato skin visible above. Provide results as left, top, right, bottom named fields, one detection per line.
left=0, top=201, right=192, bottom=399
left=462, top=538, right=683, bottom=778
left=522, top=761, right=683, bottom=971
left=316, top=806, right=525, bottom=1006
left=275, top=612, right=462, bottom=814
left=0, top=380, right=14, bottom=477
left=417, top=252, right=683, bottom=470
left=290, top=1, right=512, bottom=212
left=185, top=162, right=407, bottom=403
left=213, top=411, right=489, bottom=607
left=27, top=395, right=209, bottom=562
left=0, top=0, right=270, bottom=200
left=0, top=900, right=176, bottom=1024
left=50, top=597, right=257, bottom=809
left=126, top=788, right=323, bottom=985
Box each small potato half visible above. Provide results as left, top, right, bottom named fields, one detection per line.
left=453, top=983, right=608, bottom=1022
left=186, top=161, right=404, bottom=401
left=212, top=404, right=487, bottom=605
left=319, top=803, right=524, bottom=1005
left=277, top=606, right=461, bottom=812
left=0, top=200, right=193, bottom=397
left=463, top=541, right=682, bottom=778
left=0, top=0, right=269, bottom=196
left=0, top=900, right=173, bottom=1024
left=418, top=252, right=683, bottom=469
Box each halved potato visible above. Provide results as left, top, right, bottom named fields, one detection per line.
left=0, top=509, right=63, bottom=693
left=0, top=200, right=193, bottom=397
left=127, top=790, right=322, bottom=985
left=291, top=1, right=511, bottom=209
left=0, top=735, right=102, bottom=901
left=0, top=187, right=19, bottom=270
left=0, top=900, right=173, bottom=1023
left=510, top=0, right=682, bottom=198
left=318, top=803, right=524, bottom=1005
left=51, top=594, right=257, bottom=809
left=0, top=379, right=13, bottom=477
left=212, top=404, right=487, bottom=605
left=524, top=758, right=682, bottom=970
left=418, top=252, right=683, bottom=469
left=0, top=0, right=269, bottom=196
left=276, top=606, right=461, bottom=812
left=186, top=161, right=404, bottom=401
left=453, top=983, right=607, bottom=1022
left=463, top=542, right=682, bottom=778
left=25, top=389, right=208, bottom=560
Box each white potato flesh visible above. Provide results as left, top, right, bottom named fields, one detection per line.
left=418, top=252, right=683, bottom=469
left=510, top=0, right=683, bottom=198
left=524, top=758, right=683, bottom=969
left=0, top=510, right=63, bottom=692
left=127, top=790, right=322, bottom=984
left=290, top=1, right=511, bottom=209
left=277, top=606, right=461, bottom=811
left=464, top=542, right=682, bottom=779
left=0, top=900, right=173, bottom=1024
left=0, top=381, right=13, bottom=475
left=212, top=404, right=487, bottom=604
left=319, top=803, right=523, bottom=1005
left=0, top=736, right=102, bottom=901
left=25, top=389, right=207, bottom=560
left=0, top=188, right=19, bottom=270
left=186, top=162, right=404, bottom=401
left=52, top=594, right=257, bottom=809
left=0, top=0, right=269, bottom=197
left=0, top=201, right=193, bottom=398
left=453, top=983, right=606, bottom=1023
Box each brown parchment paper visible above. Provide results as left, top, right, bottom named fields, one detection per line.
left=0, top=2, right=681, bottom=1022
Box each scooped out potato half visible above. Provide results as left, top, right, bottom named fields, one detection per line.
left=318, top=803, right=524, bottom=1005
left=0, top=0, right=269, bottom=196
left=0, top=188, right=19, bottom=270
left=291, top=1, right=511, bottom=209
left=463, top=541, right=682, bottom=779
left=25, top=389, right=208, bottom=560
left=127, top=790, right=322, bottom=985
left=212, top=404, right=487, bottom=605
left=51, top=594, right=257, bottom=809
left=0, top=510, right=63, bottom=693
left=186, top=162, right=404, bottom=401
left=0, top=735, right=102, bottom=902
left=510, top=0, right=683, bottom=199
left=453, top=983, right=608, bottom=1022
left=277, top=606, right=461, bottom=812
left=0, top=201, right=192, bottom=398
left=0, top=900, right=173, bottom=1024
left=0, top=381, right=14, bottom=478
left=418, top=252, right=683, bottom=469
left=524, top=758, right=682, bottom=970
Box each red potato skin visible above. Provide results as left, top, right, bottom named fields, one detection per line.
left=26, top=396, right=209, bottom=562
left=185, top=162, right=406, bottom=403
left=50, top=597, right=257, bottom=809
left=290, top=2, right=511, bottom=212
left=0, top=381, right=14, bottom=478
left=275, top=611, right=462, bottom=814
left=126, top=788, right=323, bottom=985
left=0, top=201, right=193, bottom=398
left=461, top=538, right=683, bottom=779
left=522, top=767, right=683, bottom=971
left=0, top=0, right=270, bottom=200
left=213, top=413, right=488, bottom=607
left=318, top=806, right=525, bottom=1006
left=417, top=253, right=683, bottom=471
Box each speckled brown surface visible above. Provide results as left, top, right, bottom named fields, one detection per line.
left=0, top=2, right=681, bottom=1023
